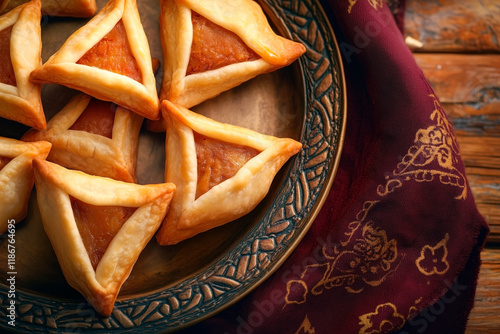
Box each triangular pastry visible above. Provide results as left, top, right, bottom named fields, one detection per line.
left=0, top=0, right=45, bottom=129
left=33, top=159, right=176, bottom=317
left=0, top=136, right=51, bottom=234
left=29, top=0, right=159, bottom=120
left=22, top=93, right=143, bottom=183
left=158, top=0, right=306, bottom=110
left=1, top=0, right=97, bottom=17
left=156, top=100, right=302, bottom=245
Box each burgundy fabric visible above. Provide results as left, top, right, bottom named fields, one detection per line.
left=180, top=1, right=489, bottom=333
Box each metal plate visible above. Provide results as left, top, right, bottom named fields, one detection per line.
left=0, top=0, right=346, bottom=332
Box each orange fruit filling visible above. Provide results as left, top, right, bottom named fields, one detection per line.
left=71, top=196, right=136, bottom=270
left=194, top=131, right=259, bottom=199
left=0, top=26, right=16, bottom=86
left=77, top=20, right=142, bottom=82
left=69, top=98, right=116, bottom=139
left=186, top=12, right=260, bottom=76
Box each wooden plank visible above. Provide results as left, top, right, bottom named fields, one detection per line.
left=466, top=167, right=500, bottom=178
left=405, top=0, right=500, bottom=53
left=458, top=137, right=500, bottom=160
left=468, top=171, right=500, bottom=244
left=413, top=54, right=500, bottom=106
left=466, top=247, right=500, bottom=333
left=467, top=175, right=500, bottom=204
left=456, top=136, right=500, bottom=242
left=445, top=104, right=500, bottom=138
left=476, top=204, right=500, bottom=243
left=414, top=54, right=500, bottom=136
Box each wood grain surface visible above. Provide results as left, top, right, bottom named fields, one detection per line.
left=405, top=0, right=500, bottom=332
left=405, top=0, right=500, bottom=53
left=466, top=247, right=500, bottom=334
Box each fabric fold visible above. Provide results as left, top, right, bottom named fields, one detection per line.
left=180, top=1, right=489, bottom=333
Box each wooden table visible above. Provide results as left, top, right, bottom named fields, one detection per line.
left=404, top=0, right=500, bottom=332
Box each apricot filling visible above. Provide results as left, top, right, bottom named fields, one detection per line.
left=186, top=11, right=260, bottom=76
left=71, top=196, right=136, bottom=270
left=69, top=98, right=116, bottom=139
left=0, top=156, right=12, bottom=172
left=0, top=26, right=16, bottom=86
left=77, top=20, right=142, bottom=82
left=194, top=132, right=259, bottom=199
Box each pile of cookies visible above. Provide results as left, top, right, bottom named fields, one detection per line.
left=0, top=0, right=304, bottom=317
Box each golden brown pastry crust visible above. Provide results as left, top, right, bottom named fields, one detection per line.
left=1, top=0, right=97, bottom=17
left=33, top=159, right=176, bottom=317
left=29, top=0, right=159, bottom=120
left=0, top=136, right=51, bottom=234
left=0, top=0, right=45, bottom=129
left=156, top=100, right=302, bottom=245
left=22, top=93, right=143, bottom=183
left=147, top=0, right=306, bottom=132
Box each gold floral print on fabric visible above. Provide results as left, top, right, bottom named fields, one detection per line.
left=356, top=297, right=432, bottom=334
left=284, top=201, right=401, bottom=307
left=416, top=233, right=450, bottom=276
left=377, top=95, right=467, bottom=200
left=288, top=94, right=460, bottom=333
left=359, top=303, right=405, bottom=334
left=348, top=0, right=384, bottom=13
left=294, top=315, right=316, bottom=334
